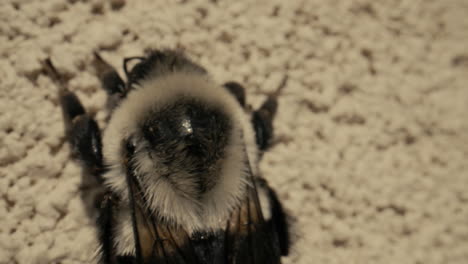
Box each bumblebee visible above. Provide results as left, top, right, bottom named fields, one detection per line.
left=45, top=49, right=290, bottom=264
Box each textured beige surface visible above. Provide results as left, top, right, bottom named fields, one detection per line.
left=1, top=0, right=468, bottom=263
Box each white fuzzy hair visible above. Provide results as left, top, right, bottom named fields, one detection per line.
left=102, top=72, right=260, bottom=254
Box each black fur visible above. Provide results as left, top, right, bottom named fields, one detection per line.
left=125, top=50, right=207, bottom=88
left=141, top=99, right=231, bottom=195
left=191, top=231, right=226, bottom=263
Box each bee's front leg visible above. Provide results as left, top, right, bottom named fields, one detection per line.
left=44, top=59, right=106, bottom=181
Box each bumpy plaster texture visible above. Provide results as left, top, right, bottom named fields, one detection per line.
left=1, top=0, right=468, bottom=263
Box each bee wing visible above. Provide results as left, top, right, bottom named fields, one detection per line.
left=225, top=181, right=282, bottom=264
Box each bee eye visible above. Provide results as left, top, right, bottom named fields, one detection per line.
left=125, top=136, right=138, bottom=155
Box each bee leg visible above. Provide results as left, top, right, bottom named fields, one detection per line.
left=251, top=95, right=278, bottom=152
left=93, top=52, right=127, bottom=110
left=223, top=81, right=246, bottom=107
left=44, top=59, right=106, bottom=181
left=67, top=112, right=105, bottom=180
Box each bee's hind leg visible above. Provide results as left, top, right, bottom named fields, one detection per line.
left=223, top=78, right=286, bottom=154
left=251, top=76, right=288, bottom=153
left=251, top=95, right=278, bottom=152
left=44, top=59, right=106, bottom=182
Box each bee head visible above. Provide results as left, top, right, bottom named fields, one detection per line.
left=138, top=98, right=231, bottom=198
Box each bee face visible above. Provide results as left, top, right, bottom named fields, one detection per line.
left=139, top=98, right=232, bottom=197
